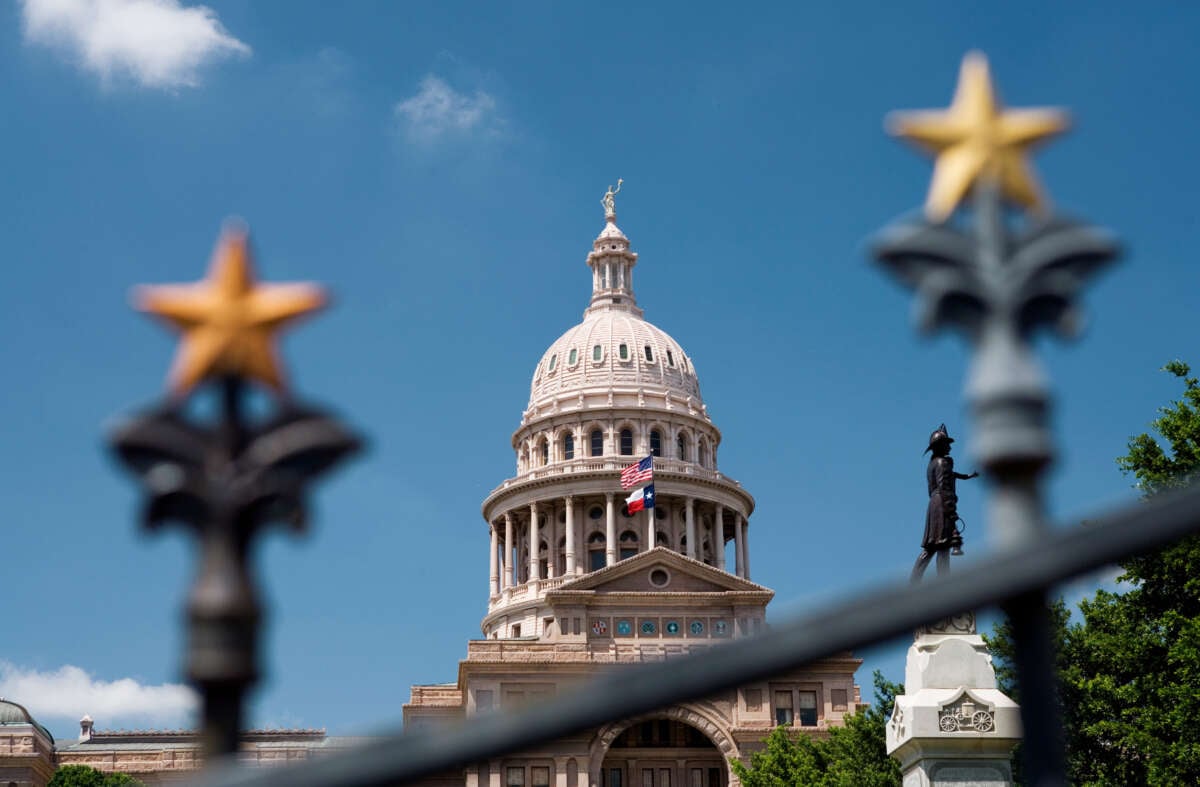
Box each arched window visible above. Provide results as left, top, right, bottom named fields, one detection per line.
left=698, top=438, right=709, bottom=468
left=619, top=530, right=639, bottom=560
left=620, top=429, right=634, bottom=455
left=593, top=344, right=602, bottom=361
left=619, top=343, right=629, bottom=361
left=563, top=433, right=574, bottom=460
left=568, top=348, right=578, bottom=365
left=676, top=432, right=688, bottom=461
left=657, top=531, right=670, bottom=548
left=539, top=540, right=549, bottom=579
left=590, top=429, right=604, bottom=457
left=588, top=532, right=606, bottom=571
left=649, top=429, right=662, bottom=457
left=539, top=439, right=549, bottom=466
left=548, top=354, right=557, bottom=372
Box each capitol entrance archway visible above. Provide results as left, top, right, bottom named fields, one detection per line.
left=598, top=718, right=726, bottom=787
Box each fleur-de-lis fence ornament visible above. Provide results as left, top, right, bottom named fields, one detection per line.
left=872, top=52, right=1120, bottom=784
left=108, top=224, right=361, bottom=762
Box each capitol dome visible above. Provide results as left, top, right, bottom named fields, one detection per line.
left=478, top=191, right=757, bottom=642
left=528, top=311, right=702, bottom=409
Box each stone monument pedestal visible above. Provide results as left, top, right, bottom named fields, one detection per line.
left=886, top=613, right=1021, bottom=786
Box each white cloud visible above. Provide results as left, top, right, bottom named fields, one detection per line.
left=20, top=0, right=250, bottom=89
left=0, top=661, right=196, bottom=727
left=394, top=75, right=498, bottom=143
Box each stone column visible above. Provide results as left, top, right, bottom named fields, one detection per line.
left=685, top=498, right=696, bottom=559
left=546, top=502, right=556, bottom=579
left=735, top=515, right=746, bottom=578
left=565, top=495, right=577, bottom=575
left=714, top=504, right=726, bottom=571
left=886, top=615, right=1021, bottom=786
left=504, top=512, right=514, bottom=589
left=605, top=493, right=617, bottom=566
left=743, top=517, right=751, bottom=580
left=575, top=498, right=585, bottom=574
left=529, top=502, right=540, bottom=582
left=489, top=522, right=499, bottom=596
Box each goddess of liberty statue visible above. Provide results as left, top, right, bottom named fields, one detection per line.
left=602, top=178, right=623, bottom=219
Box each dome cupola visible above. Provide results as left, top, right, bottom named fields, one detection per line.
left=586, top=179, right=642, bottom=318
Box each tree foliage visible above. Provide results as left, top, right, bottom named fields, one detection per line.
left=985, top=361, right=1200, bottom=785
left=48, top=765, right=145, bottom=787
left=732, top=671, right=902, bottom=787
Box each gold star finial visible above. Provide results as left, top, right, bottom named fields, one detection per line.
left=887, top=51, right=1070, bottom=222
left=135, top=224, right=327, bottom=396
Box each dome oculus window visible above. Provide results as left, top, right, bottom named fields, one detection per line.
left=618, top=343, right=629, bottom=361
left=568, top=348, right=578, bottom=366
left=644, top=345, right=653, bottom=362
left=592, top=344, right=603, bottom=362
left=589, top=507, right=604, bottom=520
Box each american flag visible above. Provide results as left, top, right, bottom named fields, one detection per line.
left=621, top=456, right=653, bottom=489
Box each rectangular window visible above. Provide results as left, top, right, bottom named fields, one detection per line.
left=620, top=547, right=637, bottom=560
left=691, top=769, right=703, bottom=787
left=832, top=689, right=848, bottom=712
left=658, top=769, right=670, bottom=787
left=744, top=689, right=762, bottom=712
left=512, top=624, right=521, bottom=638
left=609, top=769, right=623, bottom=787
left=507, top=766, right=525, bottom=786
left=619, top=343, right=629, bottom=360
left=708, top=768, right=721, bottom=787
left=590, top=550, right=606, bottom=570
left=642, top=770, right=654, bottom=787
left=476, top=689, right=494, bottom=712
left=667, top=350, right=675, bottom=367
left=532, top=766, right=550, bottom=787
left=774, top=690, right=794, bottom=726
left=644, top=345, right=653, bottom=362
left=593, top=345, right=602, bottom=361
left=564, top=435, right=574, bottom=460
left=591, top=430, right=604, bottom=456
left=798, top=691, right=818, bottom=726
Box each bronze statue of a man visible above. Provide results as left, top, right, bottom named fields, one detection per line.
left=912, top=424, right=978, bottom=581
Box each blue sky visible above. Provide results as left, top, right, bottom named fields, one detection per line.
left=3, top=0, right=1198, bottom=741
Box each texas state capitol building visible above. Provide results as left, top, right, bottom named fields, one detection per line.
left=402, top=193, right=863, bottom=787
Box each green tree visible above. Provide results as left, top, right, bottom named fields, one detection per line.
left=986, top=361, right=1200, bottom=785
left=48, top=765, right=145, bottom=787
left=732, top=671, right=902, bottom=787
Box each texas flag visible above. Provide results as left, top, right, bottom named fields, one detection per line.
left=625, top=484, right=655, bottom=513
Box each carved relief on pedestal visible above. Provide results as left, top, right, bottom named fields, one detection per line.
left=916, top=611, right=976, bottom=637
left=937, top=693, right=995, bottom=733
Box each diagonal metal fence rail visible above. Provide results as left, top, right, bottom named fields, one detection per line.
left=195, top=482, right=1200, bottom=787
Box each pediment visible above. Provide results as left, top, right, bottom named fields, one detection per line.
left=551, top=547, right=771, bottom=595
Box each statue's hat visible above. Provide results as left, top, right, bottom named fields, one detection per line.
left=924, top=423, right=954, bottom=453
